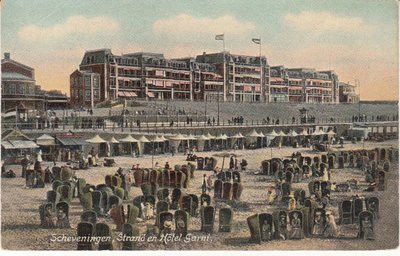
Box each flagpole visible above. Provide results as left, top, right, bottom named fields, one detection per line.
left=223, top=33, right=226, bottom=102
left=259, top=36, right=263, bottom=103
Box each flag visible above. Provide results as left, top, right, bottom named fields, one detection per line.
left=252, top=38, right=261, bottom=44
left=215, top=34, right=224, bottom=40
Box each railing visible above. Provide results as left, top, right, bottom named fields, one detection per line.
left=4, top=118, right=398, bottom=134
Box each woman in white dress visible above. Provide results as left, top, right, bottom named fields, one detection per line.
left=37, top=149, right=43, bottom=162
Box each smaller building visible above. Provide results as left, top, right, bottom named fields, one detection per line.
left=339, top=82, right=359, bottom=103
left=1, top=129, right=39, bottom=164
left=70, top=69, right=101, bottom=108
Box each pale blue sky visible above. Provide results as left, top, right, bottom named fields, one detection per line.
left=1, top=0, right=398, bottom=100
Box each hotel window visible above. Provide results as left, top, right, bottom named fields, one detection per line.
left=94, top=90, right=99, bottom=99
left=10, top=84, right=16, bottom=94
left=17, top=84, right=25, bottom=94
left=85, top=90, right=91, bottom=100
left=2, top=83, right=9, bottom=94
left=93, top=77, right=100, bottom=88
left=85, top=76, right=91, bottom=88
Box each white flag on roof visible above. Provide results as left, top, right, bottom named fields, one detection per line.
left=215, top=34, right=224, bottom=40
left=252, top=38, right=261, bottom=44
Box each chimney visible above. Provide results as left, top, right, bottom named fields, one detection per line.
left=4, top=52, right=10, bottom=59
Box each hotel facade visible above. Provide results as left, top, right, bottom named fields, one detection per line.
left=70, top=48, right=343, bottom=107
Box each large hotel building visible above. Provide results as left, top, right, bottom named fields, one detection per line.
left=70, top=48, right=342, bottom=107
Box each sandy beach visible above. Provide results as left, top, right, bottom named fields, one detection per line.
left=1, top=140, right=398, bottom=250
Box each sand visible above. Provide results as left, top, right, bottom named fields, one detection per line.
left=1, top=140, right=398, bottom=250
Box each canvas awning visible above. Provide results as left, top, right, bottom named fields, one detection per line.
left=299, top=129, right=309, bottom=136
left=36, top=134, right=56, bottom=146
left=186, top=134, right=197, bottom=140
left=327, top=130, right=336, bottom=135
left=247, top=129, right=261, bottom=137
left=170, top=134, right=188, bottom=141
left=216, top=134, right=228, bottom=140
left=265, top=130, right=278, bottom=137
left=57, top=137, right=88, bottom=146
left=117, top=91, right=137, bottom=97
left=86, top=134, right=107, bottom=144
left=120, top=135, right=138, bottom=143
left=258, top=131, right=265, bottom=137
left=231, top=132, right=244, bottom=139
left=277, top=130, right=287, bottom=136
left=312, top=130, right=325, bottom=136
left=151, top=136, right=165, bottom=143
left=196, top=134, right=210, bottom=140
left=6, top=140, right=39, bottom=149
left=288, top=130, right=299, bottom=137
left=158, top=135, right=168, bottom=141
left=205, top=132, right=216, bottom=139
left=109, top=137, right=119, bottom=144
left=137, top=135, right=150, bottom=143
left=1, top=141, right=15, bottom=149
left=146, top=91, right=155, bottom=98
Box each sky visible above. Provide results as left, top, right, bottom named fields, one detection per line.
left=1, top=0, right=399, bottom=100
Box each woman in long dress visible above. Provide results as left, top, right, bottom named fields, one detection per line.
left=312, top=212, right=325, bottom=236
left=324, top=211, right=338, bottom=238
left=37, top=150, right=43, bottom=163
left=322, top=168, right=329, bottom=182
left=289, top=213, right=303, bottom=239
left=361, top=216, right=375, bottom=240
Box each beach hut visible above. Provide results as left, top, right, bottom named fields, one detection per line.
left=187, top=134, right=198, bottom=150
left=85, top=134, right=107, bottom=157
left=298, top=129, right=309, bottom=147
left=215, top=133, right=228, bottom=150
left=287, top=130, right=300, bottom=147
left=36, top=134, right=56, bottom=161
left=136, top=135, right=151, bottom=155
left=120, top=135, right=139, bottom=156
left=169, top=133, right=188, bottom=154
left=326, top=129, right=336, bottom=143
left=258, top=131, right=267, bottom=147
left=196, top=134, right=210, bottom=152
left=108, top=137, right=120, bottom=156
left=265, top=129, right=278, bottom=147
left=246, top=129, right=262, bottom=149
left=276, top=130, right=287, bottom=147
left=1, top=129, right=39, bottom=164
left=205, top=132, right=217, bottom=150
left=230, top=132, right=244, bottom=150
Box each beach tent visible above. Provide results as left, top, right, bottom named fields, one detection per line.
left=108, top=137, right=120, bottom=156
left=230, top=132, right=244, bottom=149
left=277, top=130, right=287, bottom=137
left=35, top=134, right=57, bottom=161
left=169, top=134, right=188, bottom=154
left=136, top=135, right=151, bottom=155
left=246, top=129, right=262, bottom=148
left=196, top=134, right=210, bottom=152
left=299, top=129, right=309, bottom=136
left=205, top=132, right=216, bottom=140
left=86, top=134, right=107, bottom=144
left=86, top=134, right=107, bottom=157
left=120, top=135, right=138, bottom=155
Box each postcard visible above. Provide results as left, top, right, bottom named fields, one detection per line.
left=1, top=0, right=398, bottom=252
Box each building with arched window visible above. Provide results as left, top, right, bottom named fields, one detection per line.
left=1, top=53, right=68, bottom=112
